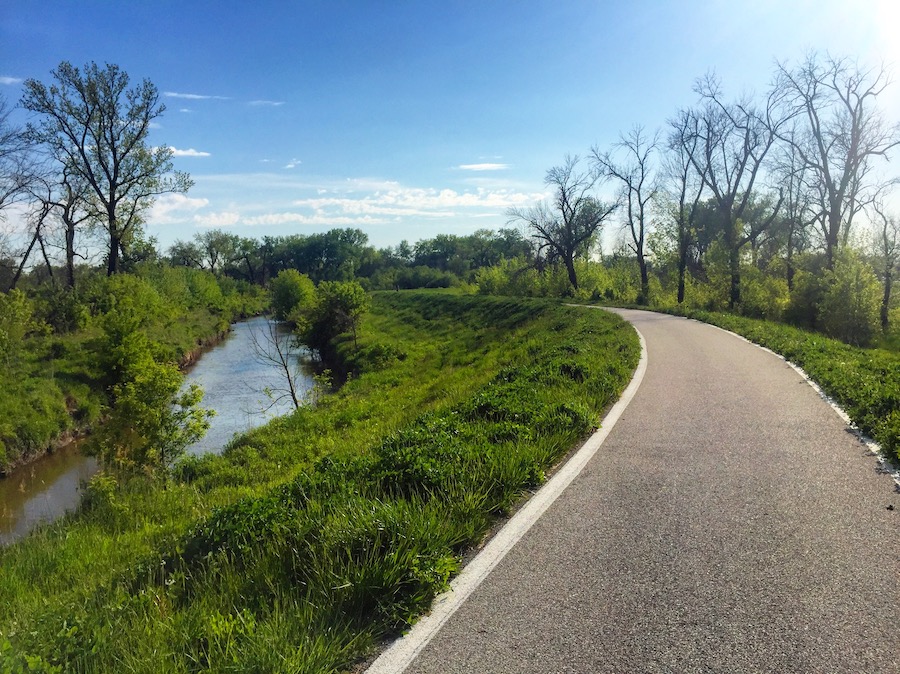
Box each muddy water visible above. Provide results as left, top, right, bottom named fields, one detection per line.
left=0, top=444, right=98, bottom=546
left=0, top=316, right=312, bottom=545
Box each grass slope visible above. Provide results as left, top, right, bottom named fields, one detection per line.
left=0, top=293, right=639, bottom=673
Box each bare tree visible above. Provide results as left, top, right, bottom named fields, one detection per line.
left=21, top=61, right=192, bottom=276
left=508, top=155, right=616, bottom=290
left=685, top=75, right=784, bottom=308
left=24, top=165, right=96, bottom=289
left=0, top=94, right=35, bottom=215
left=774, top=54, right=900, bottom=268
left=665, top=110, right=706, bottom=303
left=593, top=127, right=659, bottom=303
left=248, top=320, right=307, bottom=411
left=6, top=197, right=53, bottom=291
left=769, top=126, right=818, bottom=290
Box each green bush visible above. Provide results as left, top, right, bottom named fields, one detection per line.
left=270, top=269, right=315, bottom=322
left=737, top=265, right=789, bottom=321
left=818, top=251, right=881, bottom=347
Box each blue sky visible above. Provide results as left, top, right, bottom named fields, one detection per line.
left=1, top=0, right=897, bottom=252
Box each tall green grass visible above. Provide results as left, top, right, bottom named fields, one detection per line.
left=0, top=293, right=639, bottom=672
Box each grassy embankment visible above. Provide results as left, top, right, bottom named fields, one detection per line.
left=659, top=307, right=900, bottom=463
left=0, top=292, right=639, bottom=672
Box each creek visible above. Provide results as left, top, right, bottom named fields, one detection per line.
left=0, top=316, right=313, bottom=545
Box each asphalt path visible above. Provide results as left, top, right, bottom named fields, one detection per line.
left=368, top=309, right=898, bottom=673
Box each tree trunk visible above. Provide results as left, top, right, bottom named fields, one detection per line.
left=786, top=231, right=795, bottom=292
left=882, top=270, right=892, bottom=332
left=729, top=246, right=741, bottom=309
left=8, top=229, right=39, bottom=291
left=637, top=255, right=649, bottom=305
left=825, top=209, right=841, bottom=271
left=564, top=256, right=578, bottom=290
left=38, top=232, right=54, bottom=282
left=65, top=220, right=76, bottom=289
left=677, top=226, right=690, bottom=305
left=107, top=231, right=121, bottom=275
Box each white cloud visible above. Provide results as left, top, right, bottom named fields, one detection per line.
left=0, top=76, right=23, bottom=86
left=164, top=91, right=229, bottom=100
left=149, top=121, right=162, bottom=129
left=284, top=158, right=301, bottom=169
left=291, top=186, right=542, bottom=219
left=176, top=174, right=547, bottom=238
left=179, top=108, right=192, bottom=113
left=458, top=163, right=510, bottom=171
left=170, top=147, right=211, bottom=157
left=194, top=211, right=241, bottom=228
left=243, top=213, right=384, bottom=227
left=147, top=193, right=210, bottom=225
left=249, top=100, right=285, bottom=106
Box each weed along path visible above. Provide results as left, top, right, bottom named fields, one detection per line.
left=368, top=308, right=899, bottom=673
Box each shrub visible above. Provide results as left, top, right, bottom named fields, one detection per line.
left=818, top=251, right=881, bottom=346
left=738, top=265, right=789, bottom=321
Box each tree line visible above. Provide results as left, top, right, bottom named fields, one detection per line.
left=507, top=53, right=899, bottom=346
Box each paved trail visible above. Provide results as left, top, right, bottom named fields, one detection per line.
left=368, top=309, right=898, bottom=673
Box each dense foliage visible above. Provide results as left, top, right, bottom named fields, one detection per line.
left=0, top=264, right=266, bottom=473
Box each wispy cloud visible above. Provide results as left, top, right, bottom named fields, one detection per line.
left=249, top=100, right=285, bottom=107
left=194, top=211, right=241, bottom=227
left=170, top=147, right=211, bottom=157
left=243, top=213, right=382, bottom=227
left=291, top=185, right=544, bottom=219
left=179, top=173, right=547, bottom=232
left=458, top=163, right=510, bottom=171
left=0, top=76, right=23, bottom=86
left=164, top=91, right=230, bottom=100
left=284, top=158, right=301, bottom=169
left=148, top=193, right=210, bottom=225
left=179, top=108, right=192, bottom=113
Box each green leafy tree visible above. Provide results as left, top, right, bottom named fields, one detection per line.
left=299, top=280, right=369, bottom=354
left=21, top=61, right=192, bottom=275
left=270, top=268, right=316, bottom=321
left=92, top=357, right=212, bottom=481
left=91, top=276, right=212, bottom=479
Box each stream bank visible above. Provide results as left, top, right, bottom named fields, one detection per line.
left=0, top=316, right=313, bottom=545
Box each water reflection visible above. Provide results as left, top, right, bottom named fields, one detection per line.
left=0, top=444, right=98, bottom=546
left=182, top=317, right=314, bottom=455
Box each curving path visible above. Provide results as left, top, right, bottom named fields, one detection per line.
left=368, top=309, right=898, bottom=673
